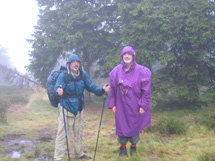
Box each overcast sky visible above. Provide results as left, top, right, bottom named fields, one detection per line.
left=0, top=0, right=39, bottom=73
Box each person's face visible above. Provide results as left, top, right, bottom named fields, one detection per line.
left=123, top=52, right=133, bottom=64
left=70, top=60, right=80, bottom=73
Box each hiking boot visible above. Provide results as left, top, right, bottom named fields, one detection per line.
left=79, top=155, right=91, bottom=159
left=130, top=145, right=137, bottom=156
left=119, top=146, right=128, bottom=157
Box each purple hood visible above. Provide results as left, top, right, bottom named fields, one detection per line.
left=120, top=46, right=136, bottom=60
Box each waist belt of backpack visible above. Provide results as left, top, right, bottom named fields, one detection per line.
left=62, top=93, right=84, bottom=112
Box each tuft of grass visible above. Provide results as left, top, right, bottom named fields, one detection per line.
left=195, top=107, right=215, bottom=130
left=198, top=151, right=215, bottom=161
left=23, top=151, right=35, bottom=159
left=0, top=96, right=9, bottom=122
left=154, top=117, right=187, bottom=135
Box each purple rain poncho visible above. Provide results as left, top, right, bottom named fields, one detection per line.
left=107, top=46, right=151, bottom=137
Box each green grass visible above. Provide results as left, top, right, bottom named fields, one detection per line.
left=195, top=107, right=215, bottom=130
left=0, top=87, right=215, bottom=160
left=198, top=151, right=215, bottom=161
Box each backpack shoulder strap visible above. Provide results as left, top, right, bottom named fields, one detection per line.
left=63, top=71, right=69, bottom=85
left=80, top=70, right=85, bottom=82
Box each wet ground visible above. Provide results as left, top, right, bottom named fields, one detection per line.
left=0, top=103, right=114, bottom=160
left=1, top=133, right=53, bottom=160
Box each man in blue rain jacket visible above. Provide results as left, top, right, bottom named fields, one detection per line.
left=54, top=54, right=109, bottom=161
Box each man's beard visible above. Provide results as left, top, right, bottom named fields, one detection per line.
left=71, top=66, right=79, bottom=71
left=124, top=59, right=132, bottom=64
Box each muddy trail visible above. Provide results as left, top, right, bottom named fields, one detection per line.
left=1, top=102, right=116, bottom=161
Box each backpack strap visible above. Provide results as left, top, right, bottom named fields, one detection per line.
left=63, top=71, right=69, bottom=85
left=80, top=70, right=85, bottom=82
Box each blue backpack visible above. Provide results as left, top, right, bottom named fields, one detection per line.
left=46, top=66, right=68, bottom=107
left=46, top=66, right=84, bottom=107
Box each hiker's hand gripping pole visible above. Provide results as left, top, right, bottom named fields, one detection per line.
left=57, top=85, right=63, bottom=96
left=93, top=84, right=109, bottom=161
left=59, top=85, right=71, bottom=161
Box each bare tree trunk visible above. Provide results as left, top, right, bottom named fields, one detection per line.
left=82, top=49, right=92, bottom=102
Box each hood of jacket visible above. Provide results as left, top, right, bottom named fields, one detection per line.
left=120, top=46, right=136, bottom=60
left=120, top=46, right=136, bottom=69
left=66, top=54, right=82, bottom=75
left=67, top=54, right=81, bottom=63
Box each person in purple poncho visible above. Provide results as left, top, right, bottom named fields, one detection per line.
left=107, top=46, right=151, bottom=157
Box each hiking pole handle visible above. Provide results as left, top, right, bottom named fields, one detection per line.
left=104, top=84, right=109, bottom=98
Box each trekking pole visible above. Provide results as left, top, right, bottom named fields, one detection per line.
left=93, top=90, right=108, bottom=161
left=60, top=85, right=71, bottom=161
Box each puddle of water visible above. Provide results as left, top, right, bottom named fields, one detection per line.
left=9, top=139, right=33, bottom=146
left=20, top=140, right=33, bottom=145
left=3, top=136, right=52, bottom=160
left=5, top=139, right=34, bottom=159
left=11, top=151, right=21, bottom=158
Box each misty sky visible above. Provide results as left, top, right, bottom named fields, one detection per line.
left=0, top=0, right=39, bottom=73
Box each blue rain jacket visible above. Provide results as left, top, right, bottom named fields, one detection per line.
left=54, top=54, right=104, bottom=115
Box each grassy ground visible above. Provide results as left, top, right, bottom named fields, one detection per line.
left=0, top=89, right=215, bottom=161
